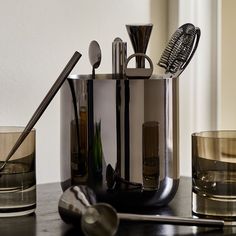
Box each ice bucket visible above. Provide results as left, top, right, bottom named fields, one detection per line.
left=60, top=74, right=179, bottom=208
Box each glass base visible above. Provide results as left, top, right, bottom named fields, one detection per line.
left=0, top=185, right=36, bottom=217
left=0, top=204, right=36, bottom=217
left=192, top=192, right=236, bottom=222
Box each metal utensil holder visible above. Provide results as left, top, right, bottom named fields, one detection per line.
left=60, top=74, right=179, bottom=208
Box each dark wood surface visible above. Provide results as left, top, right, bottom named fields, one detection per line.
left=0, top=177, right=235, bottom=236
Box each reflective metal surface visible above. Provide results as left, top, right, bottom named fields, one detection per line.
left=60, top=74, right=179, bottom=207
left=88, top=40, right=101, bottom=76
left=58, top=185, right=119, bottom=236
left=126, top=24, right=153, bottom=68
left=125, top=53, right=153, bottom=79
left=112, top=38, right=127, bottom=75
left=58, top=185, right=223, bottom=232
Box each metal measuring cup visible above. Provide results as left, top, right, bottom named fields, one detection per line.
left=58, top=185, right=119, bottom=236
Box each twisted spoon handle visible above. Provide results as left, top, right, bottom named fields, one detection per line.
left=118, top=213, right=224, bottom=227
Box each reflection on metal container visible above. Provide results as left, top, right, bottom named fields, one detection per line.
left=60, top=74, right=179, bottom=208
left=142, top=121, right=160, bottom=190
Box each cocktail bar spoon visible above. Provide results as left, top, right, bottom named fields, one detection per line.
left=86, top=40, right=102, bottom=167
left=0, top=51, right=82, bottom=172
left=118, top=213, right=224, bottom=227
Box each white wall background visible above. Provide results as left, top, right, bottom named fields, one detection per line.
left=0, top=0, right=168, bottom=184
left=169, top=0, right=219, bottom=176
left=220, top=0, right=236, bottom=129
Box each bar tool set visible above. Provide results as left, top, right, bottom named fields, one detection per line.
left=0, top=20, right=226, bottom=234
left=61, top=23, right=200, bottom=207
left=58, top=23, right=228, bottom=235
left=58, top=185, right=224, bottom=236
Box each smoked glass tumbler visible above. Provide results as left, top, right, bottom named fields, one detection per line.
left=192, top=131, right=236, bottom=222
left=0, top=127, right=36, bottom=217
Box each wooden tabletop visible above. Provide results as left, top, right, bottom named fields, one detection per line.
left=0, top=177, right=235, bottom=236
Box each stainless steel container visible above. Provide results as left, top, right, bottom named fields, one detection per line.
left=60, top=74, right=179, bottom=208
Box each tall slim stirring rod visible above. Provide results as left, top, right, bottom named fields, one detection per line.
left=0, top=51, right=82, bottom=172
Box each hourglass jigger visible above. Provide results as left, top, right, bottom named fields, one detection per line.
left=126, top=24, right=153, bottom=68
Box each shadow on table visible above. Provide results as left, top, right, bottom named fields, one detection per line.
left=62, top=222, right=225, bottom=236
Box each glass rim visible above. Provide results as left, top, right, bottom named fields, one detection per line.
left=0, top=126, right=36, bottom=134
left=192, top=130, right=236, bottom=139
